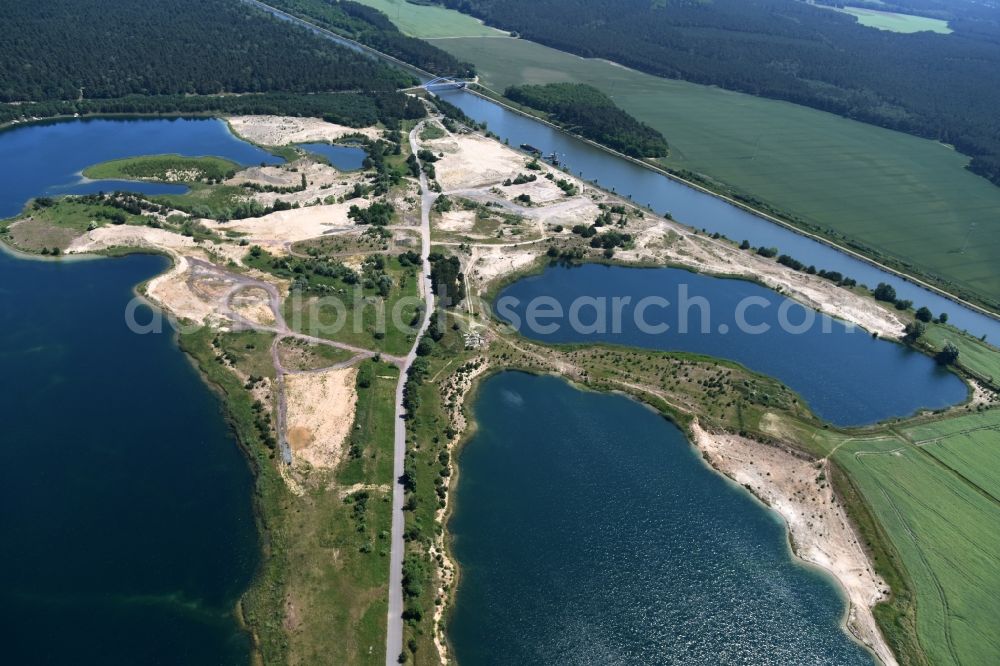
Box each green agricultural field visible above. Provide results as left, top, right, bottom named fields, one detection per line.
left=838, top=7, right=952, bottom=34
left=831, top=412, right=1000, bottom=666
left=352, top=0, right=505, bottom=38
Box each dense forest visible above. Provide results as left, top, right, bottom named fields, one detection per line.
left=0, top=0, right=414, bottom=102
left=264, top=0, right=475, bottom=77
left=0, top=92, right=425, bottom=130
left=505, top=83, right=668, bottom=158
left=439, top=0, right=1000, bottom=186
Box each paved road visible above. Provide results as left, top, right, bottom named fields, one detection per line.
left=386, top=122, right=437, bottom=665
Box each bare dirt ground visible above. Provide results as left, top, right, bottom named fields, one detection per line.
left=67, top=224, right=197, bottom=254
left=204, top=202, right=360, bottom=248
left=146, top=256, right=220, bottom=325
left=284, top=367, right=358, bottom=470
left=231, top=287, right=276, bottom=327
left=237, top=160, right=367, bottom=209
left=417, top=122, right=904, bottom=338
left=466, top=245, right=540, bottom=284
left=228, top=165, right=301, bottom=188
left=690, top=422, right=897, bottom=666
left=227, top=115, right=381, bottom=145
left=435, top=210, right=476, bottom=233
left=424, top=133, right=527, bottom=190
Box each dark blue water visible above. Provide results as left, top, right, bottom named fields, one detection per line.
left=435, top=88, right=1000, bottom=342
left=496, top=264, right=967, bottom=425
left=298, top=143, right=366, bottom=170
left=0, top=117, right=281, bottom=218
left=449, top=372, right=874, bottom=665
left=0, top=249, right=258, bottom=664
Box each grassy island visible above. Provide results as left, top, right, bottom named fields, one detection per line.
left=83, top=155, right=242, bottom=183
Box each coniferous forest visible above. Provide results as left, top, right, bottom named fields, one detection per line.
left=0, top=0, right=411, bottom=102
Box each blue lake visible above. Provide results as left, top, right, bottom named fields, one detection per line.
left=496, top=263, right=967, bottom=425
left=449, top=372, right=875, bottom=665
left=0, top=249, right=257, bottom=664
left=0, top=117, right=278, bottom=663
left=298, top=142, right=367, bottom=170
left=0, top=117, right=282, bottom=218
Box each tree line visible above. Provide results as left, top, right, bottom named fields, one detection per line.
left=439, top=0, right=1000, bottom=187
left=0, top=92, right=425, bottom=131
left=505, top=83, right=668, bottom=158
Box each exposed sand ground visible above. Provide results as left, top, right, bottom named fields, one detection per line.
left=66, top=224, right=197, bottom=254
left=228, top=164, right=302, bottom=188
left=419, top=122, right=904, bottom=339
left=466, top=245, right=540, bottom=285
left=231, top=287, right=276, bottom=327
left=424, top=133, right=527, bottom=190
left=227, top=115, right=380, bottom=145
left=284, top=367, right=358, bottom=470
left=432, top=356, right=490, bottom=665
left=235, top=160, right=367, bottom=209
left=435, top=210, right=476, bottom=233
left=205, top=203, right=360, bottom=247
left=690, top=422, right=897, bottom=666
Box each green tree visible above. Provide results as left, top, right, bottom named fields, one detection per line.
left=873, top=283, right=897, bottom=303
left=903, top=321, right=925, bottom=342
left=936, top=342, right=960, bottom=365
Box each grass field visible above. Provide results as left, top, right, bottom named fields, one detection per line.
left=828, top=410, right=1000, bottom=666
left=351, top=0, right=505, bottom=38
left=838, top=7, right=952, bottom=34
left=923, top=323, right=1000, bottom=384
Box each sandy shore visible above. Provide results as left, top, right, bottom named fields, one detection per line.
left=227, top=115, right=380, bottom=146
left=690, top=422, right=897, bottom=666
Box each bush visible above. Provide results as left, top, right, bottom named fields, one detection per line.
left=873, top=283, right=897, bottom=303
left=936, top=342, right=960, bottom=365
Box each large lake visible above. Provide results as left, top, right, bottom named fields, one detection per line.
left=496, top=263, right=967, bottom=426
left=0, top=249, right=257, bottom=663
left=449, top=372, right=875, bottom=665
left=0, top=118, right=280, bottom=663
